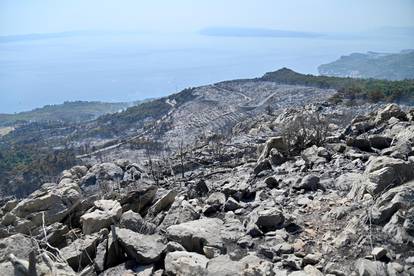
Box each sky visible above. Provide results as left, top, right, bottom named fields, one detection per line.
left=1, top=0, right=413, bottom=36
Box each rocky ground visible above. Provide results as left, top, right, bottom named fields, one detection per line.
left=0, top=102, right=413, bottom=276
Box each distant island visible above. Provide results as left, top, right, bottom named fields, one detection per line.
left=318, top=49, right=414, bottom=80
left=199, top=26, right=323, bottom=38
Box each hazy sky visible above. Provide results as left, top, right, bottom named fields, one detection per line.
left=1, top=0, right=413, bottom=35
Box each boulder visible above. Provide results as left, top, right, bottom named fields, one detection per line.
left=264, top=176, right=279, bottom=189
left=95, top=239, right=108, bottom=273
left=158, top=197, right=200, bottom=229
left=269, top=148, right=287, bottom=166
left=119, top=210, right=156, bottom=234
left=166, top=218, right=224, bottom=253
left=116, top=227, right=166, bottom=264
left=258, top=136, right=288, bottom=162
left=302, top=146, right=331, bottom=166
left=336, top=173, right=363, bottom=192
left=224, top=198, right=242, bottom=211
left=250, top=206, right=284, bottom=233
left=206, top=192, right=226, bottom=207
left=346, top=137, right=371, bottom=151
left=80, top=162, right=124, bottom=194
left=11, top=181, right=81, bottom=229
left=294, top=175, right=321, bottom=192
left=147, top=190, right=177, bottom=216
left=60, top=231, right=106, bottom=271
left=254, top=159, right=272, bottom=175
left=187, top=179, right=209, bottom=198
left=375, top=104, right=407, bottom=124
left=365, top=156, right=414, bottom=196
left=120, top=185, right=158, bottom=213
left=164, top=251, right=208, bottom=276
left=356, top=259, right=387, bottom=276
left=368, top=135, right=392, bottom=150
left=303, top=253, right=322, bottom=265
left=205, top=192, right=226, bottom=214
left=371, top=247, right=387, bottom=260
left=80, top=199, right=122, bottom=234
left=0, top=233, right=32, bottom=262
left=34, top=222, right=69, bottom=248
left=207, top=254, right=274, bottom=276
left=99, top=261, right=143, bottom=276
left=371, top=180, right=414, bottom=225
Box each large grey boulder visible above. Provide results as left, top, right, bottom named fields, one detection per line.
left=368, top=135, right=392, bottom=150
left=116, top=227, right=166, bottom=264
left=301, top=145, right=331, bottom=166
left=294, top=175, right=322, bottom=192
left=34, top=222, right=69, bottom=248
left=0, top=233, right=32, bottom=262
left=147, top=190, right=177, bottom=216
left=80, top=162, right=124, bottom=194
left=365, top=156, right=414, bottom=196
left=371, top=180, right=414, bottom=225
left=348, top=156, right=414, bottom=199
left=375, top=104, right=407, bottom=124
left=166, top=218, right=224, bottom=253
left=356, top=259, right=387, bottom=276
left=60, top=230, right=106, bottom=271
left=80, top=199, right=122, bottom=234
left=250, top=206, right=285, bottom=233
left=258, top=136, right=288, bottom=162
left=120, top=185, right=158, bottom=213
left=159, top=196, right=200, bottom=229
left=119, top=210, right=156, bottom=234
left=9, top=181, right=81, bottom=231
left=206, top=254, right=274, bottom=276
left=164, top=251, right=208, bottom=276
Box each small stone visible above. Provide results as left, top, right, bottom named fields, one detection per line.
left=265, top=176, right=279, bottom=188
left=371, top=247, right=387, bottom=260
left=273, top=242, right=294, bottom=254
left=303, top=253, right=322, bottom=265
left=224, top=198, right=241, bottom=211
left=203, top=246, right=221, bottom=259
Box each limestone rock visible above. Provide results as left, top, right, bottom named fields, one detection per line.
left=164, top=251, right=208, bottom=276
left=0, top=233, right=32, bottom=262
left=116, top=227, right=166, bottom=264
left=80, top=199, right=122, bottom=234
left=356, top=259, right=387, bottom=276
left=120, top=185, right=158, bottom=213
left=166, top=218, right=224, bottom=253
left=147, top=190, right=177, bottom=216
left=258, top=136, right=288, bottom=162
left=60, top=231, right=105, bottom=271
left=119, top=210, right=156, bottom=234
left=9, top=181, right=81, bottom=232
left=250, top=206, right=284, bottom=233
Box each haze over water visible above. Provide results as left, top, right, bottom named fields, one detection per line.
left=1, top=31, right=412, bottom=113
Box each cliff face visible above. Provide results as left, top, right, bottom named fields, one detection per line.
left=318, top=50, right=414, bottom=80
left=0, top=102, right=413, bottom=275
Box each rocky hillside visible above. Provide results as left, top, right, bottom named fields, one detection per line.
left=0, top=100, right=139, bottom=127
left=0, top=102, right=413, bottom=275
left=318, top=50, right=414, bottom=81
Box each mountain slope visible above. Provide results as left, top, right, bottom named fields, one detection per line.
left=318, top=50, right=414, bottom=80
left=0, top=100, right=135, bottom=127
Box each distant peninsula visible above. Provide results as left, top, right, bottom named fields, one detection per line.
left=199, top=26, right=323, bottom=38
left=318, top=49, right=414, bottom=80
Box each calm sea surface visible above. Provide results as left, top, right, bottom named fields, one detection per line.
left=0, top=33, right=413, bottom=113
